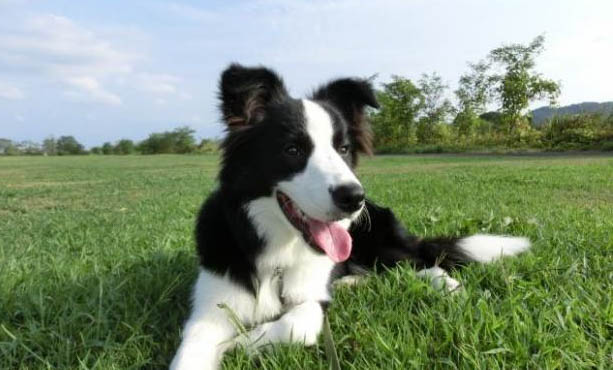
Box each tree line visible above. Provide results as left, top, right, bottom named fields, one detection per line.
left=2, top=36, right=612, bottom=156
left=369, top=35, right=613, bottom=152
left=0, top=127, right=220, bottom=156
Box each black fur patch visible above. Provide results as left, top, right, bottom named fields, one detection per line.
left=312, top=78, right=379, bottom=165
left=348, top=200, right=470, bottom=271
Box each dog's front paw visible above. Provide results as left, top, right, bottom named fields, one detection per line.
left=233, top=323, right=274, bottom=353
left=416, top=266, right=464, bottom=294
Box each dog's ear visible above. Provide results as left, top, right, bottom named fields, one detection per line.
left=312, top=78, right=379, bottom=156
left=219, top=64, right=288, bottom=130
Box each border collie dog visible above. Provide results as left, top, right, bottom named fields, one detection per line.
left=171, top=64, right=530, bottom=369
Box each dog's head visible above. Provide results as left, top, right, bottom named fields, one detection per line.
left=218, top=64, right=378, bottom=262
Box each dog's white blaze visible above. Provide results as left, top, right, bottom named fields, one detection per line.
left=457, top=234, right=531, bottom=262
left=277, top=99, right=361, bottom=221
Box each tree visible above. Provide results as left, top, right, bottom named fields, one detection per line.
left=101, top=142, right=113, bottom=155
left=487, top=35, right=560, bottom=133
left=42, top=137, right=57, bottom=155
left=138, top=133, right=173, bottom=154
left=370, top=76, right=424, bottom=149
left=416, top=73, right=454, bottom=143
left=418, top=72, right=454, bottom=124
left=17, top=141, right=42, bottom=155
left=138, top=126, right=197, bottom=154
left=454, top=61, right=499, bottom=138
left=56, top=136, right=84, bottom=155
left=197, top=138, right=220, bottom=154
left=455, top=60, right=493, bottom=115
left=171, top=126, right=197, bottom=154
left=0, top=138, right=14, bottom=155
left=90, top=147, right=102, bottom=154
left=114, top=139, right=135, bottom=155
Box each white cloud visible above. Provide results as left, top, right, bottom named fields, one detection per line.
left=65, top=76, right=122, bottom=105
left=0, top=14, right=132, bottom=105
left=0, top=14, right=188, bottom=106
left=138, top=73, right=180, bottom=95
left=0, top=82, right=24, bottom=99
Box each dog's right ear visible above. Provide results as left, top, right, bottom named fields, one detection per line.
left=219, top=64, right=288, bottom=130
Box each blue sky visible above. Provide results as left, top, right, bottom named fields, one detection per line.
left=1, top=0, right=612, bottom=147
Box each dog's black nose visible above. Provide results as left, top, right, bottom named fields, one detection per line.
left=330, top=183, right=365, bottom=213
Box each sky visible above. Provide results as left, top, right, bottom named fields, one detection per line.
left=1, top=0, right=612, bottom=148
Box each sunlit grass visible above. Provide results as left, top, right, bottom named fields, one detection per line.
left=1, top=154, right=611, bottom=369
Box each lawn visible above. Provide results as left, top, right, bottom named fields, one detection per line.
left=1, top=154, right=611, bottom=369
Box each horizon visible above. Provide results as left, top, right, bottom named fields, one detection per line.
left=1, top=0, right=612, bottom=148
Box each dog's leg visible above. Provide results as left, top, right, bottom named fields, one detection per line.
left=171, top=270, right=253, bottom=370
left=416, top=266, right=462, bottom=293
left=234, top=300, right=324, bottom=350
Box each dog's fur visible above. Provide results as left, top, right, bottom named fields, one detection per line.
left=170, top=64, right=530, bottom=369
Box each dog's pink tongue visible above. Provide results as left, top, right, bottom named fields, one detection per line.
left=307, top=219, right=352, bottom=263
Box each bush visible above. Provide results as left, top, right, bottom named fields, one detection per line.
left=114, top=139, right=135, bottom=155
left=541, top=113, right=613, bottom=149
left=197, top=139, right=220, bottom=154
left=56, top=136, right=85, bottom=155
left=138, top=126, right=197, bottom=154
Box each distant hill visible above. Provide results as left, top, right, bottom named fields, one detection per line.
left=531, top=102, right=613, bottom=125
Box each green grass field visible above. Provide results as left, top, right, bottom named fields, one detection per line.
left=1, top=154, right=612, bottom=369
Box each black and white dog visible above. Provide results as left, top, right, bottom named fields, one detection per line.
left=170, top=64, right=530, bottom=369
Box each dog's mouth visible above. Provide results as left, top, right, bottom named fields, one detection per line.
left=276, top=191, right=352, bottom=263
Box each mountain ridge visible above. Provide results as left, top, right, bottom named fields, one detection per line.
left=531, top=101, right=613, bottom=125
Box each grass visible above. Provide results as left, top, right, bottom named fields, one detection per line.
left=1, top=154, right=612, bottom=369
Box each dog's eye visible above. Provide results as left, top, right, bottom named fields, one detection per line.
left=284, top=145, right=301, bottom=156
left=338, top=145, right=350, bottom=155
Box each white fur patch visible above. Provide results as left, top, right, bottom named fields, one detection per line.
left=246, top=196, right=336, bottom=305
left=416, top=266, right=462, bottom=293
left=276, top=99, right=361, bottom=221
left=170, top=270, right=257, bottom=370
left=233, top=301, right=324, bottom=350
left=457, top=234, right=531, bottom=263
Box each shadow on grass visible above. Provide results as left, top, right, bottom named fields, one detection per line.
left=1, top=249, right=198, bottom=369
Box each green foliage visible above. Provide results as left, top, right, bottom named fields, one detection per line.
left=0, top=138, right=13, bottom=155
left=1, top=139, right=44, bottom=156
left=196, top=138, right=220, bottom=154
left=1, top=155, right=611, bottom=368
left=55, top=136, right=85, bottom=155
left=42, top=137, right=57, bottom=155
left=114, top=139, right=136, bottom=155
left=139, top=126, right=197, bottom=154
left=418, top=72, right=455, bottom=125
left=541, top=113, right=613, bottom=150
left=455, top=60, right=494, bottom=114
left=487, top=35, right=561, bottom=132
left=453, top=107, right=480, bottom=138
left=533, top=102, right=613, bottom=125
left=1, top=126, right=207, bottom=156
left=370, top=76, right=423, bottom=150
left=16, top=141, right=43, bottom=155
left=101, top=142, right=114, bottom=155
left=370, top=35, right=570, bottom=153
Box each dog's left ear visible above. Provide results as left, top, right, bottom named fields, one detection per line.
left=312, top=78, right=379, bottom=156
left=219, top=64, right=289, bottom=130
